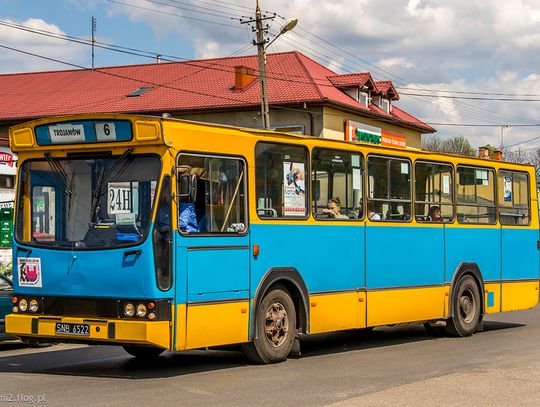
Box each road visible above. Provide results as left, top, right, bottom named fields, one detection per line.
left=1, top=307, right=539, bottom=407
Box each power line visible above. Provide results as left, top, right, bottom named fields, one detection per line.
left=105, top=0, right=244, bottom=28
left=399, top=92, right=540, bottom=102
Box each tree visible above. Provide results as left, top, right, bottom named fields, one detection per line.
left=422, top=135, right=476, bottom=157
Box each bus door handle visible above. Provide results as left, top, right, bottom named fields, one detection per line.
left=123, top=249, right=142, bottom=257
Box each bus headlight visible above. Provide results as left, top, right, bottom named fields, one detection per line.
left=148, top=312, right=156, bottom=320
left=136, top=304, right=147, bottom=318
left=19, top=298, right=28, bottom=312
left=124, top=303, right=135, bottom=317
left=29, top=299, right=39, bottom=313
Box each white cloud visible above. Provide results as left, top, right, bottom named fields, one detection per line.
left=377, top=57, right=415, bottom=69
left=0, top=18, right=86, bottom=73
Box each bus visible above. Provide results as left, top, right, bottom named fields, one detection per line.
left=6, top=114, right=539, bottom=363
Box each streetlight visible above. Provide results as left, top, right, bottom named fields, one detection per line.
left=254, top=2, right=298, bottom=129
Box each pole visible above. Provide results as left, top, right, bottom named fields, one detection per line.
left=255, top=1, right=270, bottom=130
left=91, top=16, right=96, bottom=69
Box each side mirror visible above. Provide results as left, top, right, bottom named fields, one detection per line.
left=178, top=173, right=197, bottom=202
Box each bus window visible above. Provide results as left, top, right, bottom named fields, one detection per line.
left=177, top=154, right=246, bottom=234
left=414, top=162, right=454, bottom=222
left=16, top=154, right=161, bottom=248
left=154, top=176, right=172, bottom=290
left=312, top=148, right=363, bottom=220
left=367, top=156, right=411, bottom=221
left=255, top=142, right=308, bottom=219
left=456, top=166, right=496, bottom=224
left=498, top=170, right=530, bottom=225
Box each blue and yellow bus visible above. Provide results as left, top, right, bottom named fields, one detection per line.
left=6, top=114, right=539, bottom=363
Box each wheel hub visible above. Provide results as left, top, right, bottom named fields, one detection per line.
left=264, top=301, right=289, bottom=348
left=459, top=289, right=475, bottom=323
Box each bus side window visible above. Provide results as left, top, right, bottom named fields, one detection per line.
left=367, top=156, right=411, bottom=222
left=255, top=142, right=309, bottom=219
left=456, top=166, right=496, bottom=224
left=498, top=170, right=530, bottom=225
left=177, top=154, right=247, bottom=234
left=311, top=148, right=363, bottom=221
left=414, top=161, right=454, bottom=223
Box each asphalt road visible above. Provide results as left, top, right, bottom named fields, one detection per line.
left=1, top=306, right=539, bottom=407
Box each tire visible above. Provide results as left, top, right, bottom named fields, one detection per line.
left=123, top=345, right=165, bottom=359
left=445, top=275, right=481, bottom=337
left=243, top=286, right=296, bottom=364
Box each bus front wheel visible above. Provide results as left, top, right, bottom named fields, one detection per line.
left=445, top=275, right=481, bottom=337
left=243, top=286, right=296, bottom=364
left=123, top=345, right=164, bottom=359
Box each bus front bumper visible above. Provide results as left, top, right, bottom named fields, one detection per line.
left=5, top=314, right=171, bottom=349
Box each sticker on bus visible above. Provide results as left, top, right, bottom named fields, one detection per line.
left=18, top=258, right=42, bottom=287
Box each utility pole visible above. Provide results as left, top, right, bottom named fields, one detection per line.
left=255, top=1, right=270, bottom=129
left=91, top=16, right=97, bottom=69
left=241, top=2, right=297, bottom=130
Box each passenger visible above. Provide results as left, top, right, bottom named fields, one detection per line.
left=428, top=206, right=442, bottom=222
left=322, top=197, right=348, bottom=219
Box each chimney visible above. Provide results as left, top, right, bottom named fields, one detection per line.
left=234, top=66, right=256, bottom=91
left=479, top=146, right=490, bottom=159
left=493, top=150, right=503, bottom=161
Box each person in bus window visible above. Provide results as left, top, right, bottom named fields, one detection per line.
left=322, top=197, right=348, bottom=219
left=427, top=206, right=442, bottom=222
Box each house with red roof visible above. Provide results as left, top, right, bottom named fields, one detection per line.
left=0, top=51, right=435, bottom=149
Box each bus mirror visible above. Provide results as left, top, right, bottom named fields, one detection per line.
left=313, top=180, right=320, bottom=201
left=178, top=173, right=197, bottom=202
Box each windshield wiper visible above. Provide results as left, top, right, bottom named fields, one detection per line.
left=90, top=148, right=133, bottom=223
left=44, top=152, right=75, bottom=216
left=44, top=152, right=72, bottom=196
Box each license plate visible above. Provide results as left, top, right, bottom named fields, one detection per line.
left=55, top=322, right=90, bottom=336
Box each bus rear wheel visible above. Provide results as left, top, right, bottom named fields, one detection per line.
left=123, top=345, right=164, bottom=359
left=445, top=275, right=481, bottom=337
left=243, top=286, right=296, bottom=364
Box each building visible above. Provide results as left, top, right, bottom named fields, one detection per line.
left=0, top=51, right=435, bottom=149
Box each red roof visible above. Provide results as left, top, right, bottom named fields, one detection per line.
left=375, top=80, right=399, bottom=100
left=0, top=51, right=434, bottom=133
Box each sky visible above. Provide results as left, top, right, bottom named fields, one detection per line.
left=1, top=0, right=540, bottom=155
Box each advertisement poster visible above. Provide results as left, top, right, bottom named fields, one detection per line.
left=504, top=176, right=512, bottom=202
left=283, top=162, right=305, bottom=216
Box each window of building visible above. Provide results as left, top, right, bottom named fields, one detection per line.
left=498, top=170, right=530, bottom=225
left=255, top=142, right=308, bottom=219
left=367, top=155, right=411, bottom=221
left=381, top=99, right=391, bottom=113
left=456, top=166, right=496, bottom=224
left=414, top=162, right=454, bottom=222
left=177, top=153, right=247, bottom=234
left=344, top=89, right=370, bottom=106
left=312, top=148, right=363, bottom=220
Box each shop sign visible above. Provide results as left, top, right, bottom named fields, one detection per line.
left=345, top=120, right=407, bottom=148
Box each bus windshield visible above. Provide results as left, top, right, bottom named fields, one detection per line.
left=16, top=153, right=161, bottom=249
